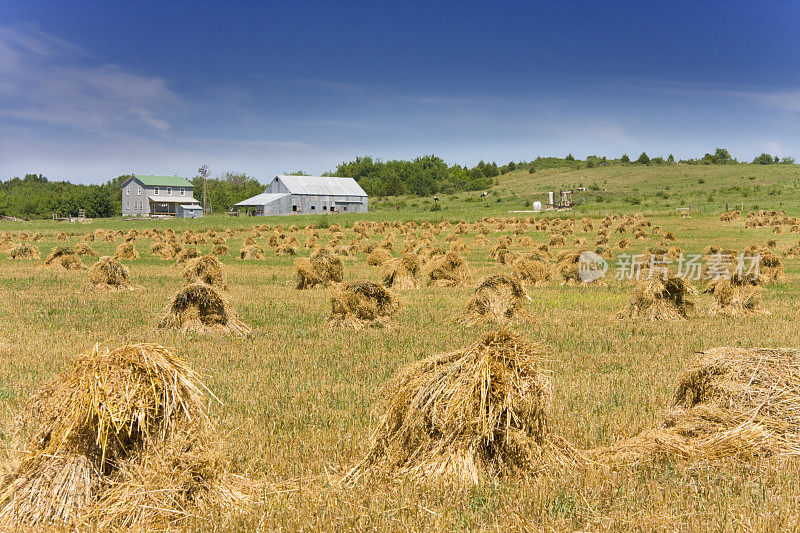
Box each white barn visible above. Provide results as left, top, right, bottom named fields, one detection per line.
left=235, top=175, right=368, bottom=216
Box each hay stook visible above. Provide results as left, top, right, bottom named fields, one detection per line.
left=0, top=343, right=251, bottom=529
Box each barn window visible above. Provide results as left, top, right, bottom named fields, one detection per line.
left=343, top=206, right=348, bottom=211
left=323, top=205, right=327, bottom=211
left=292, top=205, right=297, bottom=212
left=154, top=187, right=159, bottom=195
left=310, top=205, right=315, bottom=210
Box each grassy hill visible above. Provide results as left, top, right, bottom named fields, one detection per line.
left=368, top=163, right=800, bottom=219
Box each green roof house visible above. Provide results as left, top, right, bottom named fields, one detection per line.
left=121, top=173, right=202, bottom=218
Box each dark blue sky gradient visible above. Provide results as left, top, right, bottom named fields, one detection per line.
left=2, top=0, right=799, bottom=182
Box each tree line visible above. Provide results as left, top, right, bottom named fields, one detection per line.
left=0, top=148, right=796, bottom=219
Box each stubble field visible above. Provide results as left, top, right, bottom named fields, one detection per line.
left=1, top=170, right=800, bottom=531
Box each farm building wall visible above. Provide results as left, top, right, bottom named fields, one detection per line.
left=122, top=177, right=196, bottom=217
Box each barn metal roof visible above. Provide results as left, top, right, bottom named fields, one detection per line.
left=234, top=193, right=290, bottom=207
left=275, top=175, right=367, bottom=197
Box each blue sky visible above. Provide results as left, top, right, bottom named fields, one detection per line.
left=1, top=0, right=799, bottom=183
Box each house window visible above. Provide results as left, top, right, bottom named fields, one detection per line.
left=343, top=206, right=348, bottom=212
left=180, top=188, right=185, bottom=196
left=323, top=205, right=327, bottom=211
left=126, top=200, right=130, bottom=208
left=138, top=186, right=142, bottom=195
left=126, top=187, right=130, bottom=195
left=154, top=187, right=159, bottom=195
left=310, top=205, right=315, bottom=210
left=292, top=205, right=298, bottom=212
left=167, top=187, right=172, bottom=195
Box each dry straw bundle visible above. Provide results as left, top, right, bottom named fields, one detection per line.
left=346, top=330, right=580, bottom=485
left=10, top=243, right=40, bottom=260
left=42, top=246, right=83, bottom=270
left=211, top=243, right=229, bottom=256
left=239, top=244, right=266, bottom=260
left=159, top=282, right=251, bottom=336
left=84, top=256, right=137, bottom=291
left=426, top=250, right=472, bottom=287
left=382, top=254, right=421, bottom=289
left=182, top=255, right=227, bottom=289
left=366, top=247, right=392, bottom=266
left=618, top=274, right=696, bottom=320
left=276, top=243, right=298, bottom=255
left=113, top=242, right=139, bottom=260
left=328, top=281, right=398, bottom=329
left=74, top=242, right=98, bottom=256
left=460, top=274, right=532, bottom=326
left=704, top=278, right=767, bottom=317
left=556, top=250, right=598, bottom=284
left=0, top=343, right=250, bottom=529
left=295, top=248, right=344, bottom=289
left=594, top=347, right=800, bottom=464
left=512, top=254, right=553, bottom=286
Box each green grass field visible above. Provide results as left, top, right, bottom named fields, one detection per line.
left=1, top=164, right=800, bottom=530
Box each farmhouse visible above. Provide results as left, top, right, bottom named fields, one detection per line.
left=121, top=174, right=202, bottom=218
left=234, top=175, right=368, bottom=216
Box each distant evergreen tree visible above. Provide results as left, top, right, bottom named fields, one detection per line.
left=637, top=152, right=651, bottom=165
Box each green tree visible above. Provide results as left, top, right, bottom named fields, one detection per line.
left=637, top=152, right=651, bottom=165
left=620, top=154, right=630, bottom=163
left=752, top=153, right=775, bottom=165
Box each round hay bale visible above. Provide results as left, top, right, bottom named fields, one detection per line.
left=617, top=274, right=696, bottom=320
left=42, top=246, right=83, bottom=270
left=0, top=343, right=250, bottom=529
left=426, top=250, right=472, bottom=287
left=84, top=256, right=137, bottom=291
left=345, top=330, right=580, bottom=485
left=460, top=274, right=531, bottom=326
left=10, top=243, right=40, bottom=260
left=113, top=242, right=140, bottom=260
left=182, top=256, right=227, bottom=289
left=158, top=282, right=251, bottom=336
left=382, top=254, right=421, bottom=290
left=328, top=281, right=398, bottom=329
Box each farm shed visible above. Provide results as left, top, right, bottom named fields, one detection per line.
left=121, top=174, right=202, bottom=218
left=234, top=175, right=368, bottom=216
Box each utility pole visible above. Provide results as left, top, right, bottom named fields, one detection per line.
left=198, top=164, right=210, bottom=216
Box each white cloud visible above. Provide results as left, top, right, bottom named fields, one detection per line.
left=0, top=25, right=177, bottom=132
